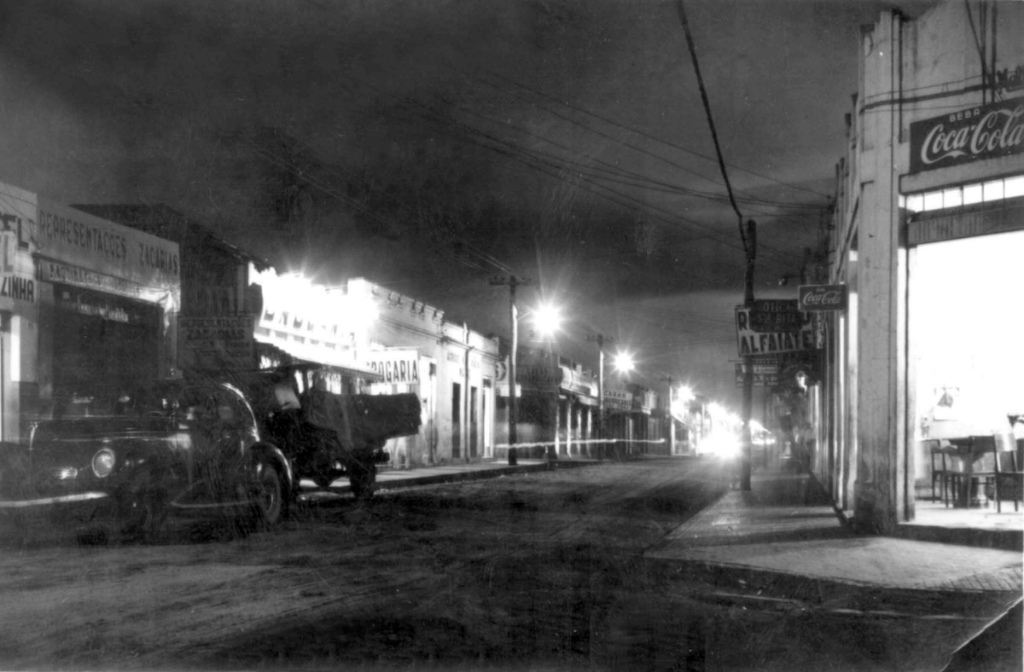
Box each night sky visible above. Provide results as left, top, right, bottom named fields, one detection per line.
left=0, top=0, right=935, bottom=410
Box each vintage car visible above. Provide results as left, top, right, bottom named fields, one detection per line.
left=0, top=380, right=293, bottom=542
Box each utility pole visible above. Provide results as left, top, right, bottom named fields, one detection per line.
left=491, top=276, right=531, bottom=465
left=585, top=334, right=613, bottom=443
left=741, top=219, right=757, bottom=491
left=678, top=1, right=756, bottom=491
left=660, top=375, right=675, bottom=455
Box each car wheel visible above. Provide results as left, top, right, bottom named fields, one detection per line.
left=119, top=483, right=168, bottom=543
left=250, top=456, right=285, bottom=526
left=349, top=462, right=376, bottom=501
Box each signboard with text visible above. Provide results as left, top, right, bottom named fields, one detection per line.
left=735, top=302, right=815, bottom=357
left=180, top=314, right=256, bottom=371
left=603, top=388, right=632, bottom=412
left=798, top=284, right=847, bottom=312
left=368, top=350, right=421, bottom=385
left=909, top=97, right=1023, bottom=174
left=36, top=198, right=180, bottom=293
left=734, top=363, right=778, bottom=387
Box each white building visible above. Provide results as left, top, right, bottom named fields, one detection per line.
left=822, top=0, right=1023, bottom=533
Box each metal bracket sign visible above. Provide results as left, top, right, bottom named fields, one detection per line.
left=798, top=284, right=847, bottom=311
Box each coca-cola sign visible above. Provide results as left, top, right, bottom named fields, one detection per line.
left=798, top=284, right=847, bottom=312
left=909, top=98, right=1024, bottom=174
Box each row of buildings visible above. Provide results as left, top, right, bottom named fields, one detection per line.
left=0, top=192, right=703, bottom=467
left=795, top=0, right=1023, bottom=535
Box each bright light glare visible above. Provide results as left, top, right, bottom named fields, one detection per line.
left=701, top=432, right=741, bottom=458
left=613, top=351, right=634, bottom=373
left=532, top=303, right=562, bottom=336
left=677, top=385, right=694, bottom=404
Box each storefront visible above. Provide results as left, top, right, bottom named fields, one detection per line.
left=905, top=180, right=1024, bottom=507
left=0, top=182, right=41, bottom=440
left=33, top=197, right=181, bottom=422
left=822, top=1, right=1023, bottom=533
left=74, top=204, right=268, bottom=375
left=361, top=281, right=499, bottom=466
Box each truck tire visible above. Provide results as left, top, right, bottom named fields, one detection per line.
left=249, top=455, right=286, bottom=526
left=349, top=462, right=376, bottom=501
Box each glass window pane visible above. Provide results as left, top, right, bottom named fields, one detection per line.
left=982, top=180, right=1004, bottom=202
left=942, top=188, right=962, bottom=208
left=1003, top=176, right=1024, bottom=199
left=924, top=191, right=943, bottom=211
left=962, top=183, right=983, bottom=205
left=905, top=194, right=924, bottom=212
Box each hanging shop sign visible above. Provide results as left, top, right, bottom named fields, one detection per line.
left=179, top=315, right=256, bottom=371
left=909, top=97, right=1024, bottom=174
left=735, top=302, right=815, bottom=356
left=798, top=284, right=847, bottom=312
left=734, top=363, right=778, bottom=387
left=36, top=199, right=180, bottom=293
left=748, top=299, right=807, bottom=332
left=368, top=350, right=421, bottom=384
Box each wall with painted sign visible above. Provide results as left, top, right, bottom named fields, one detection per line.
left=36, top=199, right=180, bottom=301
left=0, top=181, right=39, bottom=441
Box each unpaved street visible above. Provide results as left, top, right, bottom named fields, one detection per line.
left=0, top=458, right=1009, bottom=671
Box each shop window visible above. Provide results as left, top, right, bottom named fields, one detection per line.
left=923, top=191, right=944, bottom=211
left=1005, top=175, right=1024, bottom=199
left=982, top=179, right=1004, bottom=202
left=941, top=188, right=962, bottom=208
left=962, top=183, right=983, bottom=205
left=905, top=194, right=924, bottom=212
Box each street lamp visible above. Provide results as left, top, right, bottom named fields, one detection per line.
left=612, top=351, right=634, bottom=374
left=531, top=302, right=562, bottom=338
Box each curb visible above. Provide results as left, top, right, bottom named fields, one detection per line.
left=649, top=555, right=1023, bottom=617
left=300, top=458, right=602, bottom=503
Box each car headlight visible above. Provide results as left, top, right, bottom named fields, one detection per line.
left=92, top=449, right=116, bottom=478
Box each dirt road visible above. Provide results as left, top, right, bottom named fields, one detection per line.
left=0, top=458, right=1009, bottom=671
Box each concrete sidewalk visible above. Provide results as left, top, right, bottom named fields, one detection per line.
left=645, top=463, right=1022, bottom=612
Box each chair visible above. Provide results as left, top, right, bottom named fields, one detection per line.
left=925, top=439, right=952, bottom=504
left=964, top=435, right=1023, bottom=513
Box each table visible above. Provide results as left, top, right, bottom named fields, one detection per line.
left=943, top=436, right=996, bottom=508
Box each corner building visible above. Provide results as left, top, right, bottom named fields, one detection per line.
left=823, top=0, right=1023, bottom=533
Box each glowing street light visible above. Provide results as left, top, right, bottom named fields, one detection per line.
left=612, top=351, right=634, bottom=373
left=531, top=302, right=562, bottom=338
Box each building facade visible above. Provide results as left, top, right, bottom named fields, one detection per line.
left=822, top=0, right=1023, bottom=533
left=0, top=182, right=181, bottom=441
left=74, top=204, right=269, bottom=375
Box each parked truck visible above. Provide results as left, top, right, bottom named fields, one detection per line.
left=228, top=365, right=422, bottom=501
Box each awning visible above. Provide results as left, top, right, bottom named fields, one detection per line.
left=256, top=341, right=383, bottom=381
